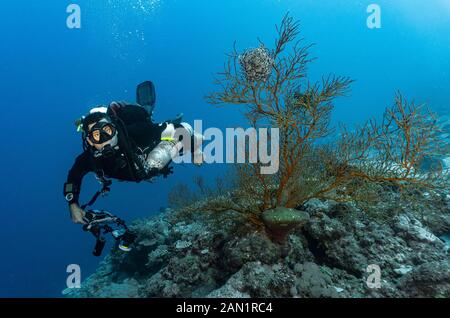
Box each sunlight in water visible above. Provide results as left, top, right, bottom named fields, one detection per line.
left=441, top=0, right=450, bottom=12
left=403, top=0, right=450, bottom=17
left=424, top=0, right=450, bottom=15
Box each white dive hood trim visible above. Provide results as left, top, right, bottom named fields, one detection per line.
left=90, top=107, right=108, bottom=114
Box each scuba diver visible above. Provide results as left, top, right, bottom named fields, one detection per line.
left=63, top=81, right=203, bottom=225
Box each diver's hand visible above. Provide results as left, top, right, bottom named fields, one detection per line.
left=69, top=203, right=87, bottom=224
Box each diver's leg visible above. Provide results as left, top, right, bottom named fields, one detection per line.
left=144, top=122, right=203, bottom=172
left=179, top=122, right=204, bottom=165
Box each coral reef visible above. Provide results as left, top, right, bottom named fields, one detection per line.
left=65, top=184, right=450, bottom=298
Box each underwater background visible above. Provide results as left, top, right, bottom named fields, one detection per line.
left=0, top=0, right=449, bottom=297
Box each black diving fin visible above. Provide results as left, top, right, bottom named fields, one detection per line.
left=136, top=81, right=156, bottom=116
left=167, top=113, right=184, bottom=126
left=137, top=81, right=183, bottom=125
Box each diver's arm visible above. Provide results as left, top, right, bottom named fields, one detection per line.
left=64, top=151, right=92, bottom=223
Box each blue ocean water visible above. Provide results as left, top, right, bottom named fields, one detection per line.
left=0, top=0, right=449, bottom=297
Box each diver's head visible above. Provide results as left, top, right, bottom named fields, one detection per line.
left=82, top=108, right=118, bottom=152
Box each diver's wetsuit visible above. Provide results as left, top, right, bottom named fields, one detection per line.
left=64, top=104, right=170, bottom=206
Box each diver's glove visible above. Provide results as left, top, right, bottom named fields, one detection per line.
left=159, top=165, right=174, bottom=178
left=143, top=165, right=173, bottom=181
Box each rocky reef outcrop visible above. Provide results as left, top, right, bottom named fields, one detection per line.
left=65, top=187, right=450, bottom=298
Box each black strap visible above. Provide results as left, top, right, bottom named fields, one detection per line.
left=81, top=178, right=112, bottom=210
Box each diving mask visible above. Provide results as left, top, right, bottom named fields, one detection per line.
left=87, top=122, right=117, bottom=145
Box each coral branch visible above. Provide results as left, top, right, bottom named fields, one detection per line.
left=174, top=14, right=449, bottom=242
